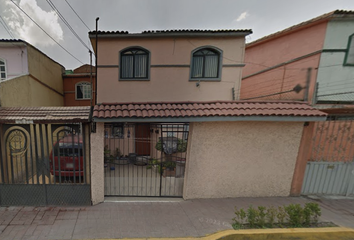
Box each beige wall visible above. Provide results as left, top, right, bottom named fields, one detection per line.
left=183, top=121, right=303, bottom=199
left=27, top=45, right=64, bottom=94
left=91, top=122, right=104, bottom=205
left=0, top=75, right=31, bottom=107
left=0, top=75, right=64, bottom=107
left=96, top=37, right=245, bottom=103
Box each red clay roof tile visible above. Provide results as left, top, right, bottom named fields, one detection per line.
left=94, top=101, right=327, bottom=120
left=0, top=106, right=91, bottom=123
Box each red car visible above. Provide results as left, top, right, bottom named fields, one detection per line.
left=50, top=135, right=84, bottom=177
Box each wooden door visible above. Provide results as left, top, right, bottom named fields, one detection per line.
left=135, top=124, right=150, bottom=155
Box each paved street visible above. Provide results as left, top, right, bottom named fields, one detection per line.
left=0, top=196, right=353, bottom=239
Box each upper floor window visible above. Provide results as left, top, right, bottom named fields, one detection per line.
left=76, top=82, right=91, bottom=100
left=120, top=47, right=149, bottom=80
left=344, top=34, right=354, bottom=66
left=190, top=47, right=222, bottom=80
left=0, top=59, right=6, bottom=80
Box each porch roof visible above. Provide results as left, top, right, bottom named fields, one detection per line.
left=0, top=106, right=91, bottom=124
left=92, top=101, right=327, bottom=123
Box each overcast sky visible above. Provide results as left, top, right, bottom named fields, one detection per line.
left=1, top=0, right=354, bottom=70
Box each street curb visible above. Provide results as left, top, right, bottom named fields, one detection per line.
left=77, top=227, right=354, bottom=240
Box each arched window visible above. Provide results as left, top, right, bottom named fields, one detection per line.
left=191, top=47, right=222, bottom=79
left=344, top=33, right=354, bottom=66
left=120, top=47, right=149, bottom=79
left=0, top=58, right=6, bottom=80
left=76, top=82, right=91, bottom=100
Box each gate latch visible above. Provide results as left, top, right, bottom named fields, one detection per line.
left=327, top=165, right=335, bottom=169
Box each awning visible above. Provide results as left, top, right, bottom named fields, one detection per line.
left=93, top=101, right=327, bottom=123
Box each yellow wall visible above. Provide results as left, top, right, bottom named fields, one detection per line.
left=28, top=76, right=64, bottom=106
left=183, top=121, right=303, bottom=199
left=27, top=45, right=64, bottom=94
left=0, top=75, right=31, bottom=107
left=0, top=75, right=64, bottom=107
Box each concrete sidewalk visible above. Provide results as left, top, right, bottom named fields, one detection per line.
left=0, top=196, right=353, bottom=240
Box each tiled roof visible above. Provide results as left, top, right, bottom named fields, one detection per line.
left=89, top=29, right=252, bottom=36
left=247, top=10, right=354, bottom=48
left=93, top=101, right=326, bottom=120
left=0, top=106, right=91, bottom=124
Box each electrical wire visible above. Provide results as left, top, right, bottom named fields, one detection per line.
left=46, top=0, right=91, bottom=51
left=64, top=0, right=90, bottom=31
left=0, top=15, right=15, bottom=39
left=10, top=0, right=84, bottom=64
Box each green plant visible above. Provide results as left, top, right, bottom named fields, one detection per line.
left=277, top=206, right=286, bottom=228
left=266, top=206, right=277, bottom=228
left=256, top=206, right=267, bottom=228
left=247, top=205, right=258, bottom=228
left=163, top=161, right=176, bottom=170
left=305, top=202, right=321, bottom=225
left=232, top=207, right=246, bottom=229
left=285, top=204, right=303, bottom=227
left=104, top=145, right=110, bottom=157
left=146, top=159, right=163, bottom=174
left=155, top=138, right=187, bottom=153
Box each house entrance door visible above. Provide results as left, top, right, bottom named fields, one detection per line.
left=135, top=124, right=151, bottom=156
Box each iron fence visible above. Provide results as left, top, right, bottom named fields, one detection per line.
left=104, top=123, right=189, bottom=197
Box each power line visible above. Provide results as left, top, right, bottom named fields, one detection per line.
left=0, top=15, right=15, bottom=39
left=10, top=0, right=84, bottom=64
left=46, top=0, right=91, bottom=51
left=64, top=0, right=90, bottom=31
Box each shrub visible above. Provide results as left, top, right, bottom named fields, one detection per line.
left=155, top=138, right=187, bottom=153
left=231, top=203, right=322, bottom=229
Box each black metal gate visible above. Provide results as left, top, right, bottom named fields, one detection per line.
left=104, top=123, right=189, bottom=197
left=0, top=123, right=91, bottom=205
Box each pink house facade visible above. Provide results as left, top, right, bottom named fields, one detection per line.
left=87, top=29, right=326, bottom=205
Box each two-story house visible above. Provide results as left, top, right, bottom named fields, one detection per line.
left=240, top=10, right=354, bottom=197
left=0, top=39, right=64, bottom=107
left=63, top=64, right=96, bottom=106
left=87, top=29, right=325, bottom=205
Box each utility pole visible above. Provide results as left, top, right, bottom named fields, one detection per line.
left=95, top=17, right=99, bottom=105
left=89, top=50, right=93, bottom=108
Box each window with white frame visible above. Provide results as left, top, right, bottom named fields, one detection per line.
left=0, top=59, right=6, bottom=80
left=120, top=47, right=149, bottom=79
left=344, top=34, right=354, bottom=66
left=76, top=82, right=91, bottom=100
left=191, top=47, right=221, bottom=79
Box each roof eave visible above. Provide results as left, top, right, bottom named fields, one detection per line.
left=89, top=31, right=252, bottom=39
left=93, top=115, right=327, bottom=123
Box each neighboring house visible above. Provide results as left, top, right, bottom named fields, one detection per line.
left=0, top=39, right=64, bottom=107
left=239, top=10, right=354, bottom=197
left=63, top=64, right=96, bottom=106
left=241, top=10, right=354, bottom=108
left=87, top=29, right=326, bottom=205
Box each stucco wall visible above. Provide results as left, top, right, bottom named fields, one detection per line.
left=96, top=37, right=245, bottom=103
left=0, top=75, right=64, bottom=107
left=27, top=45, right=64, bottom=94
left=0, top=44, right=28, bottom=80
left=0, top=75, right=31, bottom=107
left=91, top=122, right=104, bottom=205
left=241, top=22, right=327, bottom=102
left=183, top=121, right=303, bottom=199
left=316, top=19, right=354, bottom=102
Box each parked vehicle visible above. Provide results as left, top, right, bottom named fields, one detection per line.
left=50, top=135, right=84, bottom=178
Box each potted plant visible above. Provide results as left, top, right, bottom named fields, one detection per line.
left=162, top=161, right=177, bottom=177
